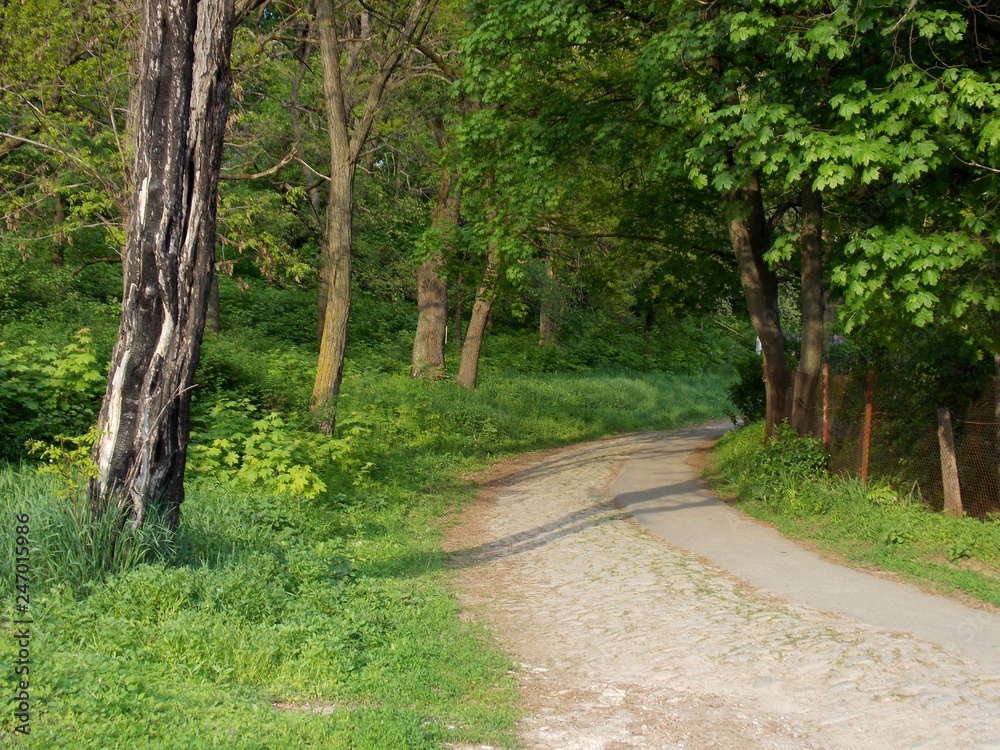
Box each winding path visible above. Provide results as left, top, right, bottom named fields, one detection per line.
left=445, top=424, right=1000, bottom=749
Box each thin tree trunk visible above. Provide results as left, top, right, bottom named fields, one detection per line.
left=286, top=28, right=328, bottom=346
left=729, top=173, right=788, bottom=439
left=791, top=181, right=824, bottom=435
left=310, top=0, right=356, bottom=433
left=411, top=116, right=454, bottom=378
left=311, top=161, right=354, bottom=433
left=994, top=353, right=1000, bottom=506
left=89, top=0, right=235, bottom=528
left=453, top=270, right=464, bottom=349
left=205, top=271, right=220, bottom=332
left=456, top=252, right=497, bottom=389
left=52, top=194, right=66, bottom=269
left=539, top=255, right=562, bottom=345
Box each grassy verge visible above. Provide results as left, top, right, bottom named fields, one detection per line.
left=704, top=422, right=1000, bottom=608
left=1, top=366, right=732, bottom=748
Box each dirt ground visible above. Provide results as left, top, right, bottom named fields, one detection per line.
left=443, top=430, right=1000, bottom=750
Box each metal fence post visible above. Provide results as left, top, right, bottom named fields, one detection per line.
left=860, top=370, right=875, bottom=485
left=822, top=363, right=830, bottom=451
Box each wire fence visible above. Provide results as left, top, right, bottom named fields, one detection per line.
left=803, top=368, right=1000, bottom=519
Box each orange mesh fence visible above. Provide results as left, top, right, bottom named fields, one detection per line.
left=802, top=369, right=1000, bottom=518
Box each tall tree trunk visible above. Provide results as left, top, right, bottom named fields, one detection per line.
left=411, top=258, right=449, bottom=377
left=994, top=352, right=1000, bottom=506
left=310, top=0, right=356, bottom=433
left=309, top=0, right=433, bottom=430
left=791, top=181, right=824, bottom=435
left=311, top=160, right=354, bottom=433
left=729, top=172, right=789, bottom=439
left=456, top=252, right=497, bottom=389
left=411, top=116, right=454, bottom=378
left=89, top=0, right=235, bottom=529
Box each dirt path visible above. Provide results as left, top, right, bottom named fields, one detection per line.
left=444, top=426, right=1000, bottom=749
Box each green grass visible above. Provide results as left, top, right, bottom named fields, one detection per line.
left=705, top=422, right=1000, bottom=607
left=1, top=359, right=732, bottom=748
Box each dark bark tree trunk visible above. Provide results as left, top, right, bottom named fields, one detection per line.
left=89, top=0, right=235, bottom=529
left=729, top=172, right=789, bottom=439
left=411, top=116, right=454, bottom=378
left=791, top=181, right=824, bottom=435
left=994, top=352, right=1000, bottom=505
left=52, top=194, right=66, bottom=269
left=456, top=252, right=497, bottom=389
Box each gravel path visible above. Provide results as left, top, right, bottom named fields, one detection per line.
left=444, top=427, right=1000, bottom=749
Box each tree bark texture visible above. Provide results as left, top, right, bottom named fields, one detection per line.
left=729, top=173, right=789, bottom=439
left=89, top=0, right=235, bottom=528
left=411, top=116, right=455, bottom=378
left=456, top=252, right=497, bottom=389
left=790, top=181, right=824, bottom=435
left=310, top=163, right=354, bottom=433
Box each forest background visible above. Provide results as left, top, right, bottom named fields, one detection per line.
left=0, top=0, right=998, bottom=747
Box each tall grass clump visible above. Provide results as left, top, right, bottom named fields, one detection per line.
left=706, top=422, right=1000, bottom=606
left=0, top=466, right=174, bottom=596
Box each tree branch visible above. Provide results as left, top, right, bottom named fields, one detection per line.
left=220, top=151, right=295, bottom=180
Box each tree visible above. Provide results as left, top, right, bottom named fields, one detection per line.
left=89, top=0, right=236, bottom=528
left=411, top=115, right=456, bottom=378
left=310, top=0, right=436, bottom=433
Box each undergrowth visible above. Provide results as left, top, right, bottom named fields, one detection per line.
left=705, top=422, right=1000, bottom=607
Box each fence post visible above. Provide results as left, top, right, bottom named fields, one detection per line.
left=937, top=407, right=964, bottom=517
left=822, top=363, right=830, bottom=451
left=860, top=369, right=874, bottom=484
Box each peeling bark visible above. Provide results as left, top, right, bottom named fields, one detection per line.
left=89, top=0, right=235, bottom=528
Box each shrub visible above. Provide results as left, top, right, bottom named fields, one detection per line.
left=0, top=329, right=105, bottom=459
left=726, top=353, right=766, bottom=424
